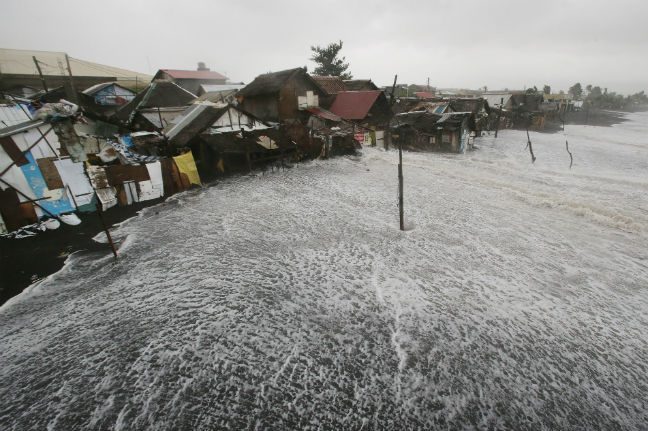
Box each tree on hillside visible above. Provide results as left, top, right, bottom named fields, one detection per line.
left=569, top=82, right=583, bottom=99
left=310, top=40, right=353, bottom=79
left=543, top=85, right=551, bottom=95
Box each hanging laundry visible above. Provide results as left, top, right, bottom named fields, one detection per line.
left=53, top=159, right=94, bottom=207
left=109, top=138, right=160, bottom=165
left=19, top=152, right=74, bottom=216
left=173, top=151, right=201, bottom=186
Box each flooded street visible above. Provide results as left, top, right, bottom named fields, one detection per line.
left=1, top=113, right=647, bottom=430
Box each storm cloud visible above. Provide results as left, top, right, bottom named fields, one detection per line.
left=1, top=0, right=646, bottom=93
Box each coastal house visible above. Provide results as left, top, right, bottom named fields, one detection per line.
left=79, top=82, right=137, bottom=120
left=236, top=67, right=326, bottom=123
left=328, top=90, right=392, bottom=148
left=392, top=111, right=476, bottom=153
left=329, top=90, right=392, bottom=127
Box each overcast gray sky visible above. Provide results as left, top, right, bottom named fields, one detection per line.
left=2, top=0, right=647, bottom=94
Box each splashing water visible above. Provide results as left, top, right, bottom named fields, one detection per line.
left=1, top=112, right=647, bottom=430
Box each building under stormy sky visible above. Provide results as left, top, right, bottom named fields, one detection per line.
left=1, top=0, right=647, bottom=93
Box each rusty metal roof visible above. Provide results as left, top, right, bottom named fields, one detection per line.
left=311, top=76, right=347, bottom=95
left=306, top=107, right=342, bottom=122
left=160, top=69, right=228, bottom=80
left=414, top=91, right=435, bottom=99
left=329, top=91, right=382, bottom=120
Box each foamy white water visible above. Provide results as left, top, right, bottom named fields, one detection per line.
left=1, top=112, right=647, bottom=430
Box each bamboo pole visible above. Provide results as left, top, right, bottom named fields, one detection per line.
left=32, top=56, right=48, bottom=92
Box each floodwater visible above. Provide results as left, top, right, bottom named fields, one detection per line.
left=1, top=112, right=647, bottom=430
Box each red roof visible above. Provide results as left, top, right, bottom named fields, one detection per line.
left=160, top=69, right=228, bottom=80
left=415, top=91, right=436, bottom=99
left=329, top=91, right=382, bottom=120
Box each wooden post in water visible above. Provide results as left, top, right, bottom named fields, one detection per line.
left=94, top=192, right=118, bottom=260
left=398, top=139, right=404, bottom=231
left=494, top=97, right=503, bottom=138
left=525, top=127, right=537, bottom=163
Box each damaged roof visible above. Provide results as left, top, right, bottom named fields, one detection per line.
left=237, top=68, right=322, bottom=98
left=448, top=98, right=490, bottom=114
left=306, top=107, right=342, bottom=122
left=343, top=79, right=379, bottom=91
left=311, top=76, right=347, bottom=95
left=394, top=111, right=475, bottom=131
left=329, top=91, right=383, bottom=120
left=113, top=81, right=196, bottom=123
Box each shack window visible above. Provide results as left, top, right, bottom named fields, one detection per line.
left=429, top=136, right=436, bottom=144
left=442, top=133, right=450, bottom=144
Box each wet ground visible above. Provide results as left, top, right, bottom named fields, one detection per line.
left=1, top=112, right=647, bottom=430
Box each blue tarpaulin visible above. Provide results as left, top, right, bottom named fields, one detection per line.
left=19, top=152, right=74, bottom=216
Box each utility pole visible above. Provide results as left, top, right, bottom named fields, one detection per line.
left=388, top=74, right=405, bottom=231
left=32, top=56, right=49, bottom=92
left=64, top=54, right=78, bottom=103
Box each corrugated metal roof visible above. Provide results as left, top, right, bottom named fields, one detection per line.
left=0, top=119, right=45, bottom=138
left=306, top=107, right=342, bottom=122
left=0, top=103, right=32, bottom=128
left=312, top=76, right=347, bottom=95
left=329, top=91, right=382, bottom=120
left=160, top=69, right=228, bottom=80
